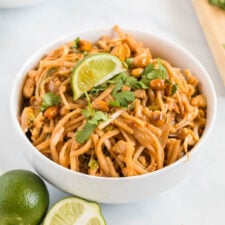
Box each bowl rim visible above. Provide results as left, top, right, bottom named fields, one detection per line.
left=10, top=26, right=217, bottom=181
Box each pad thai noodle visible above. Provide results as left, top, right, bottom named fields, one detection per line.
left=20, top=25, right=207, bottom=177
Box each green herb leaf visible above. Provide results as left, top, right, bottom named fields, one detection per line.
left=125, top=76, right=147, bottom=90
left=165, top=79, right=178, bottom=96
left=171, top=83, right=178, bottom=95
left=139, top=59, right=168, bottom=88
left=73, top=37, right=80, bottom=49
left=40, top=92, right=61, bottom=111
left=89, top=72, right=127, bottom=96
left=113, top=79, right=124, bottom=94
left=84, top=92, right=95, bottom=117
left=88, top=158, right=99, bottom=169
left=157, top=58, right=167, bottom=73
left=89, top=83, right=108, bottom=96
left=139, top=77, right=151, bottom=88
left=209, top=0, right=225, bottom=9
left=125, top=58, right=134, bottom=68
left=109, top=100, right=121, bottom=107
left=88, top=111, right=109, bottom=125
left=110, top=72, right=127, bottom=83
left=81, top=109, right=92, bottom=118
left=146, top=69, right=167, bottom=80
left=112, top=91, right=135, bottom=107
left=76, top=92, right=109, bottom=143
left=75, top=110, right=109, bottom=144
left=142, top=63, right=154, bottom=75
left=75, top=122, right=97, bottom=143
left=113, top=72, right=148, bottom=90
left=145, top=59, right=167, bottom=80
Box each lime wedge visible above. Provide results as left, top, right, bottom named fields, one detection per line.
left=42, top=196, right=106, bottom=225
left=71, top=53, right=125, bottom=100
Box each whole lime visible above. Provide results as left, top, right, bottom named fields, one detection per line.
left=0, top=169, right=49, bottom=225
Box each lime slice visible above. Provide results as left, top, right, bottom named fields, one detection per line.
left=71, top=53, right=125, bottom=100
left=43, top=196, right=106, bottom=225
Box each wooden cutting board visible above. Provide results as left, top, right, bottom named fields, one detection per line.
left=192, top=0, right=225, bottom=85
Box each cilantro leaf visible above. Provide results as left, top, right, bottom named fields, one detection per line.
left=144, top=59, right=167, bottom=80
left=113, top=79, right=124, bottom=94
left=81, top=109, right=91, bottom=118
left=75, top=110, right=108, bottom=143
left=125, top=76, right=148, bottom=90
left=113, top=72, right=148, bottom=90
left=89, top=83, right=107, bottom=95
left=112, top=91, right=135, bottom=107
left=209, top=0, right=225, bottom=9
left=157, top=58, right=167, bottom=73
left=108, top=100, right=121, bottom=107
left=40, top=92, right=61, bottom=111
left=75, top=92, right=109, bottom=143
left=139, top=59, right=168, bottom=88
left=145, top=69, right=167, bottom=80
left=142, top=63, right=154, bottom=75
left=75, top=122, right=97, bottom=143
left=165, top=79, right=178, bottom=96
left=73, top=37, right=80, bottom=49
left=88, top=111, right=109, bottom=125
left=171, top=83, right=178, bottom=95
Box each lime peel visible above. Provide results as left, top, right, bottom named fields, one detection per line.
left=0, top=169, right=49, bottom=225
left=71, top=53, right=125, bottom=100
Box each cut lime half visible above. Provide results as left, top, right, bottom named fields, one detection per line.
left=43, top=196, right=106, bottom=225
left=71, top=53, right=125, bottom=100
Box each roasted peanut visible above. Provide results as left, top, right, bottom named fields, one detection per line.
left=191, top=95, right=207, bottom=108
left=79, top=40, right=92, bottom=51
left=149, top=110, right=166, bottom=127
left=133, top=48, right=151, bottom=68
left=23, top=77, right=35, bottom=98
left=92, top=100, right=109, bottom=112
left=125, top=34, right=142, bottom=52
left=44, top=106, right=58, bottom=119
left=122, top=85, right=131, bottom=92
left=111, top=43, right=131, bottom=61
left=150, top=78, right=167, bottom=90
left=130, top=68, right=144, bottom=78
left=123, top=43, right=131, bottom=58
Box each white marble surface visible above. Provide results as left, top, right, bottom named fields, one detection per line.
left=0, top=0, right=225, bottom=224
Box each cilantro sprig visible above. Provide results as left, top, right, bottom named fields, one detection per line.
left=140, top=59, right=178, bottom=95
left=110, top=91, right=135, bottom=108
left=75, top=123, right=96, bottom=144
left=75, top=93, right=109, bottom=143
left=89, top=58, right=178, bottom=110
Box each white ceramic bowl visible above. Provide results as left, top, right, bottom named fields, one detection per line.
left=10, top=28, right=217, bottom=204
